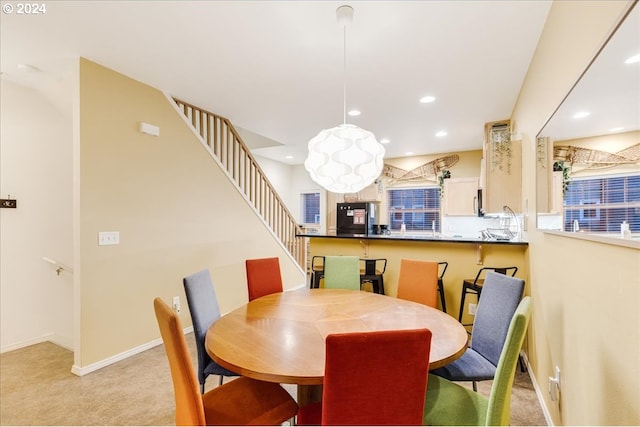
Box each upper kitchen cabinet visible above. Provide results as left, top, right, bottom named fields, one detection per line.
left=482, top=120, right=522, bottom=213
left=443, top=177, right=480, bottom=216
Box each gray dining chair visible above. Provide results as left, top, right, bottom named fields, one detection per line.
left=431, top=271, right=524, bottom=391
left=183, top=269, right=238, bottom=393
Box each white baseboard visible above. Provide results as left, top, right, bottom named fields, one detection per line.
left=70, top=326, right=193, bottom=376
left=520, top=351, right=554, bottom=426
left=1, top=333, right=54, bottom=353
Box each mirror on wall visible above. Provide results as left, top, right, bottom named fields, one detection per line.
left=536, top=3, right=640, bottom=236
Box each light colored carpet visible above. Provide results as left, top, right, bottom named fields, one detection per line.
left=0, top=338, right=547, bottom=426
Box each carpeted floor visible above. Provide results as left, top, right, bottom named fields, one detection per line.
left=0, top=338, right=547, bottom=426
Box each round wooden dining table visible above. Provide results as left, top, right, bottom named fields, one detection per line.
left=206, top=288, right=468, bottom=405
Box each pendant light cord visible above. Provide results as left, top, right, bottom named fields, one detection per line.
left=343, top=24, right=347, bottom=125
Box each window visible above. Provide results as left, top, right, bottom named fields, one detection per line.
left=301, top=192, right=320, bottom=224
left=387, top=187, right=441, bottom=232
left=563, top=174, right=640, bottom=233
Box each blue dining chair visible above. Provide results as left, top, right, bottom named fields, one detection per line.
left=431, top=271, right=524, bottom=391
left=423, top=296, right=532, bottom=426
left=183, top=269, right=238, bottom=393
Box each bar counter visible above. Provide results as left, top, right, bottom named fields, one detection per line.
left=297, top=233, right=529, bottom=246
left=298, top=233, right=529, bottom=324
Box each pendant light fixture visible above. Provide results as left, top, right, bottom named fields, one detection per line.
left=304, top=4, right=385, bottom=194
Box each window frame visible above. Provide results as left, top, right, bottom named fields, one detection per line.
left=563, top=173, right=640, bottom=233
left=300, top=192, right=321, bottom=226
left=386, top=185, right=441, bottom=233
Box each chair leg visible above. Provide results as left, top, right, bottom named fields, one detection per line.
left=438, top=279, right=447, bottom=313
left=458, top=285, right=467, bottom=322
left=200, top=382, right=205, bottom=394
left=472, top=381, right=477, bottom=392
left=518, top=355, right=527, bottom=373
left=219, top=375, right=224, bottom=386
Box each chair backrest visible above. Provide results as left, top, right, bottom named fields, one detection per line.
left=438, top=261, right=448, bottom=281
left=322, top=329, right=433, bottom=425
left=153, top=297, right=206, bottom=426
left=323, top=256, right=360, bottom=290
left=183, top=269, right=220, bottom=386
left=485, top=296, right=532, bottom=426
left=360, top=258, right=387, bottom=275
left=396, top=259, right=439, bottom=307
left=472, top=266, right=518, bottom=284
left=245, top=257, right=283, bottom=301
left=471, top=272, right=525, bottom=366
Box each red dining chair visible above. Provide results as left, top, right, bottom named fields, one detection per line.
left=396, top=259, right=439, bottom=308
left=152, top=297, right=298, bottom=425
left=297, top=328, right=432, bottom=426
left=245, top=257, right=283, bottom=301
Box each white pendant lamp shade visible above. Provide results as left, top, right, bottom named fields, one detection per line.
left=305, top=4, right=385, bottom=194
left=305, top=124, right=385, bottom=194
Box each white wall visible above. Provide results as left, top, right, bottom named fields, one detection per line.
left=0, top=80, right=74, bottom=352
left=254, top=158, right=328, bottom=233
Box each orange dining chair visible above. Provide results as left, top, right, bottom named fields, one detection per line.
left=245, top=257, right=283, bottom=301
left=153, top=298, right=298, bottom=426
left=396, top=258, right=439, bottom=308
left=297, top=328, right=432, bottom=426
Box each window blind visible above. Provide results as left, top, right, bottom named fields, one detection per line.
left=387, top=187, right=441, bottom=232
left=301, top=192, right=320, bottom=224
left=563, top=174, right=640, bottom=233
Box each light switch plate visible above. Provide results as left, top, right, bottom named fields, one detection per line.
left=98, top=231, right=119, bottom=246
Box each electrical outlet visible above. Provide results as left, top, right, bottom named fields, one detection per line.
left=549, top=366, right=561, bottom=401
left=468, top=303, right=477, bottom=315
left=172, top=296, right=181, bottom=313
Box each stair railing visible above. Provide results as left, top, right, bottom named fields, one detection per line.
left=173, top=98, right=305, bottom=269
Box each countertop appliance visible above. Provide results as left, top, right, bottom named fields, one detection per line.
left=336, top=202, right=377, bottom=236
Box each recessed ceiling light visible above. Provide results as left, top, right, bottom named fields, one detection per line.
left=608, top=126, right=625, bottom=132
left=347, top=110, right=361, bottom=116
left=405, top=151, right=414, bottom=156
left=379, top=138, right=391, bottom=144
left=435, top=131, right=447, bottom=137
left=572, top=111, right=590, bottom=119
left=624, top=53, right=640, bottom=64
left=419, top=96, right=436, bottom=104
left=285, top=155, right=294, bottom=159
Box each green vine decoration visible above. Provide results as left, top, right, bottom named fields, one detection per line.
left=536, top=137, right=547, bottom=167
left=437, top=170, right=451, bottom=198
left=490, top=125, right=512, bottom=173
left=553, top=161, right=571, bottom=196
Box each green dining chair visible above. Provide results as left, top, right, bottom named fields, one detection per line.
left=323, top=256, right=361, bottom=290
left=423, top=296, right=532, bottom=426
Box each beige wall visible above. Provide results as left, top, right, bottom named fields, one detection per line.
left=77, top=58, right=304, bottom=368
left=384, top=149, right=483, bottom=181
left=513, top=0, right=639, bottom=424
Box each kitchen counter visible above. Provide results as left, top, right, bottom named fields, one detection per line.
left=297, top=233, right=528, bottom=246
left=299, top=233, right=529, bottom=319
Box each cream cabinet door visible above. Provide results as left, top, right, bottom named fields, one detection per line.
left=443, top=177, right=479, bottom=216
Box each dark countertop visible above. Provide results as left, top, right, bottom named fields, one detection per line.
left=297, top=233, right=529, bottom=246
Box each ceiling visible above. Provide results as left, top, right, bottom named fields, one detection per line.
left=539, top=3, right=640, bottom=141
left=1, top=1, right=553, bottom=165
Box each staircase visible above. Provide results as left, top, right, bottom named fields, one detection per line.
left=173, top=98, right=305, bottom=270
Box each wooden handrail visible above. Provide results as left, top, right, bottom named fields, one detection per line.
left=173, top=98, right=305, bottom=269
